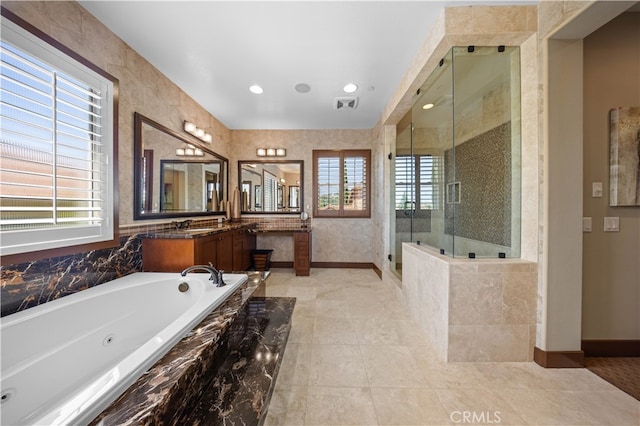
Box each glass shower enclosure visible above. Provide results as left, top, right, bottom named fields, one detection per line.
left=390, top=46, right=521, bottom=276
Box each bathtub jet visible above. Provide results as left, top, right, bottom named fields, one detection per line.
left=0, top=271, right=248, bottom=426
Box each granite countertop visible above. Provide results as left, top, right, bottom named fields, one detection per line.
left=90, top=271, right=269, bottom=426
left=253, top=227, right=312, bottom=233
left=141, top=222, right=257, bottom=239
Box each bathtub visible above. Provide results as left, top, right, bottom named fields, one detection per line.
left=0, top=271, right=248, bottom=426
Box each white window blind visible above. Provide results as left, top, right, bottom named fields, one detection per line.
left=395, top=155, right=414, bottom=211
left=0, top=16, right=115, bottom=256
left=394, top=154, right=441, bottom=211
left=263, top=172, right=277, bottom=212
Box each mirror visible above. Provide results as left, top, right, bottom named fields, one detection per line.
left=239, top=160, right=303, bottom=213
left=134, top=112, right=228, bottom=219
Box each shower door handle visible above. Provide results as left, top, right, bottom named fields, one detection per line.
left=403, top=201, right=416, bottom=216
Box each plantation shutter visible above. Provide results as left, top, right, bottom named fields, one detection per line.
left=313, top=149, right=370, bottom=218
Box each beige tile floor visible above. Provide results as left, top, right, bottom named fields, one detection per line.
left=263, top=268, right=640, bottom=426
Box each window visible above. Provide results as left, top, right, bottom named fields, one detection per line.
left=394, top=154, right=441, bottom=212
left=0, top=12, right=118, bottom=260
left=263, top=171, right=277, bottom=212
left=313, top=149, right=370, bottom=218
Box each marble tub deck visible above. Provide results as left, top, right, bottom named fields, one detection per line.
left=90, top=272, right=296, bottom=426
left=183, top=297, right=296, bottom=425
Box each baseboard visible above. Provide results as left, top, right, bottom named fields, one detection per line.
left=582, top=340, right=640, bottom=357
left=372, top=264, right=382, bottom=279
left=311, top=262, right=375, bottom=269
left=270, top=261, right=293, bottom=268
left=270, top=261, right=380, bottom=277
left=534, top=346, right=584, bottom=368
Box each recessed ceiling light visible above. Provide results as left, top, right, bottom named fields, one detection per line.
left=343, top=83, right=358, bottom=93
left=294, top=83, right=311, bottom=93
left=422, top=103, right=435, bottom=110
left=249, top=84, right=263, bottom=94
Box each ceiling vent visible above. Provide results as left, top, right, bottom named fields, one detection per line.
left=334, top=96, right=359, bottom=110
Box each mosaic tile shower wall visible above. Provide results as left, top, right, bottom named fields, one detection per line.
left=444, top=122, right=512, bottom=246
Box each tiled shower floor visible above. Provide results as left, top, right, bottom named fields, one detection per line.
left=262, top=268, right=639, bottom=425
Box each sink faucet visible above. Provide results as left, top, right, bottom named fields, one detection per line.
left=180, top=263, right=225, bottom=287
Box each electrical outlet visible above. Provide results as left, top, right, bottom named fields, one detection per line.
left=583, top=217, right=592, bottom=232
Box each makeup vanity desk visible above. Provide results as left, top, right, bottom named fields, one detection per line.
left=252, top=227, right=311, bottom=276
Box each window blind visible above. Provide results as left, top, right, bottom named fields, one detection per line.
left=263, top=172, right=277, bottom=212
left=394, top=154, right=441, bottom=211
left=1, top=41, right=106, bottom=231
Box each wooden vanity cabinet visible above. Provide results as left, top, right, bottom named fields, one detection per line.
left=142, top=228, right=257, bottom=273
left=294, top=231, right=311, bottom=276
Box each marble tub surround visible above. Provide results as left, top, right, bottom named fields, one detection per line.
left=89, top=271, right=269, bottom=426
left=0, top=219, right=254, bottom=317
left=402, top=243, right=537, bottom=362
left=182, top=297, right=295, bottom=425
left=0, top=234, right=142, bottom=317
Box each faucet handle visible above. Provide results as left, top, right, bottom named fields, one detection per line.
left=216, top=270, right=226, bottom=287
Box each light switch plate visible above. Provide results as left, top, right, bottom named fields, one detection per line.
left=592, top=182, right=603, bottom=198
left=604, top=217, right=620, bottom=232
left=583, top=217, right=592, bottom=232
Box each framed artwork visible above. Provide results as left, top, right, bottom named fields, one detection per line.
left=609, top=106, right=640, bottom=206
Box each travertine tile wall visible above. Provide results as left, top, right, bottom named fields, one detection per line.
left=231, top=130, right=377, bottom=264
left=2, top=1, right=233, bottom=227
left=403, top=243, right=537, bottom=362
left=402, top=244, right=449, bottom=361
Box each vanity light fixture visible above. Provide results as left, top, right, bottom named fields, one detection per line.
left=183, top=120, right=212, bottom=143
left=256, top=147, right=287, bottom=157
left=176, top=144, right=204, bottom=157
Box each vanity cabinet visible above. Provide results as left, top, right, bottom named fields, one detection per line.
left=294, top=232, right=311, bottom=276
left=142, top=228, right=256, bottom=273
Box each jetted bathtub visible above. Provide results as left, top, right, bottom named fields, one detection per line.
left=0, top=271, right=248, bottom=426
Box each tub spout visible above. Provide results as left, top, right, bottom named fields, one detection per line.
left=180, top=264, right=222, bottom=285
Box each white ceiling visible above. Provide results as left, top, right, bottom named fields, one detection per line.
left=79, top=1, right=537, bottom=130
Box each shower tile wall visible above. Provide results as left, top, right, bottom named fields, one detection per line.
left=444, top=122, right=512, bottom=247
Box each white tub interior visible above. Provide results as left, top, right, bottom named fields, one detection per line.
left=0, top=272, right=248, bottom=426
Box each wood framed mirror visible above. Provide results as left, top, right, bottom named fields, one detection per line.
left=238, top=160, right=303, bottom=213
left=134, top=112, right=228, bottom=219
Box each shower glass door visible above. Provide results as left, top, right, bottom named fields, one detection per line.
left=390, top=45, right=521, bottom=275
left=390, top=50, right=453, bottom=278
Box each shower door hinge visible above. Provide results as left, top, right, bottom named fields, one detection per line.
left=388, top=254, right=393, bottom=261
left=388, top=152, right=393, bottom=160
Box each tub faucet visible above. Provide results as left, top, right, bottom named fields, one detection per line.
left=180, top=263, right=225, bottom=287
